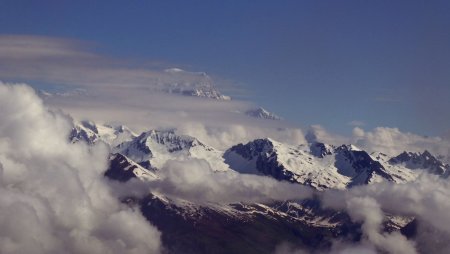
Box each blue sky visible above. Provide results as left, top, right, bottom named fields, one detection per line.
left=1, top=0, right=450, bottom=136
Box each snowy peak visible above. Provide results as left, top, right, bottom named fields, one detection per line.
left=161, top=68, right=231, bottom=100
left=114, top=129, right=229, bottom=172
left=69, top=121, right=99, bottom=144
left=224, top=139, right=395, bottom=190
left=226, top=138, right=276, bottom=160
left=245, top=107, right=282, bottom=120
left=388, top=150, right=450, bottom=176
left=70, top=121, right=136, bottom=146
left=105, top=153, right=158, bottom=182
left=141, top=129, right=201, bottom=151
left=334, top=145, right=394, bottom=185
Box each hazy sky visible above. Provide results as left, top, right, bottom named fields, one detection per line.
left=1, top=0, right=449, bottom=135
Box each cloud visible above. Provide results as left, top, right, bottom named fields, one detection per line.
left=307, top=124, right=450, bottom=163
left=0, top=35, right=308, bottom=150
left=344, top=196, right=417, bottom=254
left=178, top=122, right=306, bottom=150
left=305, top=125, right=349, bottom=145
left=0, top=35, right=234, bottom=94
left=352, top=127, right=450, bottom=161
left=0, top=82, right=161, bottom=254
left=112, top=158, right=314, bottom=205
left=322, top=174, right=450, bottom=253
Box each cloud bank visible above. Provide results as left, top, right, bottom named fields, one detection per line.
left=153, top=159, right=313, bottom=204
left=0, top=82, right=161, bottom=254
left=322, top=175, right=450, bottom=254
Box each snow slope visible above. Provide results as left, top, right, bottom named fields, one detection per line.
left=113, top=129, right=230, bottom=172
left=224, top=139, right=449, bottom=190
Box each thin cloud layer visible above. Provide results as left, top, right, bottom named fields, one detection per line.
left=0, top=35, right=305, bottom=149
left=0, top=82, right=161, bottom=254
left=0, top=35, right=232, bottom=92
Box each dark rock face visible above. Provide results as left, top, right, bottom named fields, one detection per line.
left=104, top=154, right=138, bottom=182
left=401, top=219, right=418, bottom=239
left=226, top=140, right=395, bottom=187
left=310, top=142, right=333, bottom=158
left=69, top=126, right=98, bottom=144
left=226, top=139, right=297, bottom=183
left=389, top=151, right=450, bottom=176
left=227, top=139, right=275, bottom=161
left=139, top=195, right=360, bottom=254
left=334, top=145, right=394, bottom=186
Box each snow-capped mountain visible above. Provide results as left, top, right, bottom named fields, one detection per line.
left=68, top=120, right=447, bottom=254
left=223, top=139, right=394, bottom=190
left=223, top=139, right=449, bottom=190
left=113, top=129, right=230, bottom=172
left=71, top=120, right=449, bottom=190
left=105, top=153, right=158, bottom=182
left=160, top=68, right=231, bottom=100
left=388, top=150, right=450, bottom=176
left=245, top=107, right=282, bottom=120
left=38, top=68, right=231, bottom=101
left=70, top=120, right=137, bottom=146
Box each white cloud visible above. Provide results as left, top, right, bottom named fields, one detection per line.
left=322, top=175, right=450, bottom=253
left=112, top=158, right=314, bottom=205
left=352, top=127, right=450, bottom=160
left=0, top=82, right=161, bottom=254
left=305, top=125, right=349, bottom=145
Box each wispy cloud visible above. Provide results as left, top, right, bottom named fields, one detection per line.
left=0, top=35, right=306, bottom=150
left=347, top=120, right=365, bottom=127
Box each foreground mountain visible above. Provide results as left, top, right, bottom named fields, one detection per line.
left=137, top=195, right=358, bottom=254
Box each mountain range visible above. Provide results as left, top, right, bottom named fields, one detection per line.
left=70, top=121, right=448, bottom=253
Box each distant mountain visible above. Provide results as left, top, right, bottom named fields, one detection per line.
left=39, top=68, right=231, bottom=101
left=160, top=68, right=231, bottom=100
left=388, top=150, right=450, bottom=176
left=245, top=107, right=281, bottom=120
